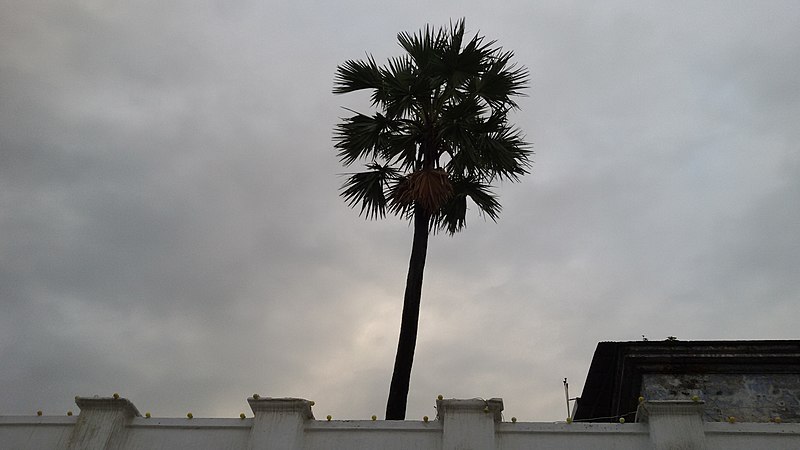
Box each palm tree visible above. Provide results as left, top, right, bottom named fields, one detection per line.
left=333, top=19, right=531, bottom=420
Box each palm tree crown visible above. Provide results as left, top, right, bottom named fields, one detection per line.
left=334, top=19, right=531, bottom=233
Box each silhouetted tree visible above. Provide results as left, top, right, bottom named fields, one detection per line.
left=333, top=19, right=531, bottom=420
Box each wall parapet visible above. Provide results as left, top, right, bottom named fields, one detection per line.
left=1, top=395, right=798, bottom=450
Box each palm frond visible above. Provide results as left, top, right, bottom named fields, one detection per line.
left=340, top=162, right=399, bottom=220
left=383, top=126, right=420, bottom=170
left=334, top=111, right=396, bottom=166
left=378, top=56, right=426, bottom=119
left=386, top=177, right=414, bottom=220
left=447, top=19, right=466, bottom=57
left=442, top=20, right=492, bottom=85
left=471, top=50, right=529, bottom=109
left=431, top=175, right=501, bottom=234
left=459, top=177, right=501, bottom=221
left=476, top=126, right=532, bottom=181
left=431, top=193, right=467, bottom=234
left=333, top=56, right=382, bottom=95
left=437, top=103, right=482, bottom=177
left=397, top=24, right=447, bottom=74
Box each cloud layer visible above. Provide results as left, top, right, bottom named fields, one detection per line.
left=2, top=0, right=799, bottom=421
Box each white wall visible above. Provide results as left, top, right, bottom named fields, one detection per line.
left=0, top=416, right=74, bottom=449
left=0, top=397, right=798, bottom=450
left=497, top=422, right=650, bottom=450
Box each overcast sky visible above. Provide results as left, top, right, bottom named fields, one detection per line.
left=2, top=0, right=799, bottom=422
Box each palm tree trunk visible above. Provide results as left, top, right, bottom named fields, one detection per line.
left=385, top=204, right=430, bottom=420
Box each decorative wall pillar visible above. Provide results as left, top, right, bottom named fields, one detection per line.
left=247, top=397, right=313, bottom=450
left=437, top=398, right=503, bottom=450
left=67, top=396, right=140, bottom=450
left=638, top=400, right=706, bottom=450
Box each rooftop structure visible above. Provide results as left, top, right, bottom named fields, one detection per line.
left=573, top=340, right=800, bottom=423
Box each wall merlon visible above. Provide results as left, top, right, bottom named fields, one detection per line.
left=247, top=397, right=314, bottom=419
left=436, top=397, right=504, bottom=422
left=74, top=396, right=141, bottom=418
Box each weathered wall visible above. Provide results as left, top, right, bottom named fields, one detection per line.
left=305, top=422, right=442, bottom=450
left=574, top=340, right=800, bottom=423
left=119, top=419, right=250, bottom=450
left=1, top=396, right=799, bottom=450
left=705, top=422, right=800, bottom=450
left=496, top=422, right=650, bottom=449
left=643, top=373, right=800, bottom=422
left=0, top=417, right=74, bottom=449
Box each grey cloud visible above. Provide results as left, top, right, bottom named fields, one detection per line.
left=2, top=0, right=799, bottom=422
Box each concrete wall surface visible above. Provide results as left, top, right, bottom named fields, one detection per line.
left=1, top=397, right=798, bottom=450
left=496, top=422, right=650, bottom=450
left=0, top=416, right=74, bottom=449
left=643, top=373, right=800, bottom=422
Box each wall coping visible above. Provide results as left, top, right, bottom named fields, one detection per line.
left=704, top=422, right=800, bottom=435
left=497, top=422, right=648, bottom=434
left=247, top=397, right=314, bottom=419
left=636, top=400, right=705, bottom=422
left=129, top=417, right=253, bottom=429
left=75, top=396, right=141, bottom=417
left=0, top=416, right=77, bottom=426
left=436, top=398, right=504, bottom=422
left=305, top=420, right=442, bottom=431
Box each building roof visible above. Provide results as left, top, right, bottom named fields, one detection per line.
left=572, top=340, right=800, bottom=422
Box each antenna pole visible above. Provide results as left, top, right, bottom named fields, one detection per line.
left=563, top=378, right=570, bottom=418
